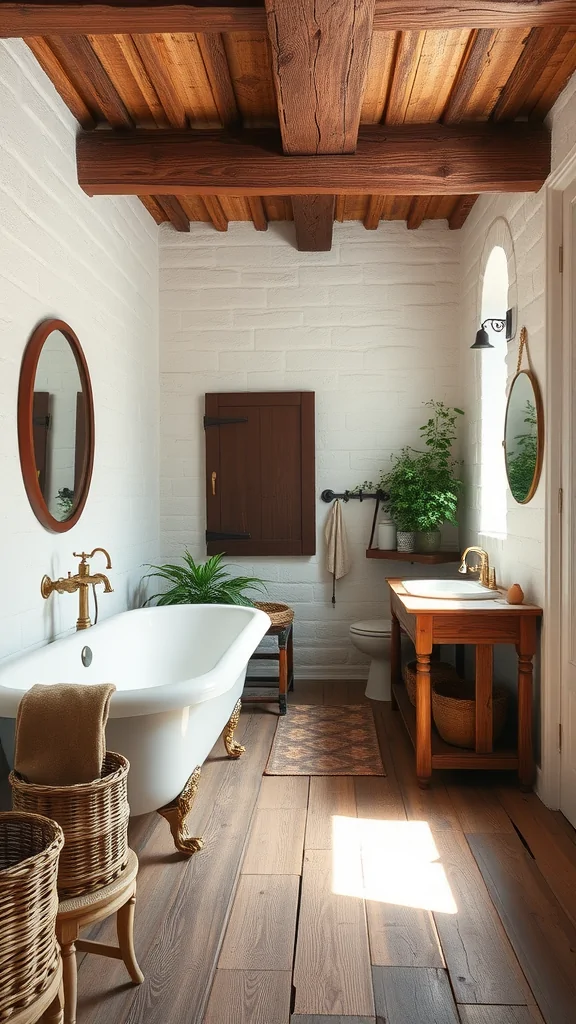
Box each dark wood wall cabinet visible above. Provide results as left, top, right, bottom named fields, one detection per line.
left=205, top=391, right=315, bottom=556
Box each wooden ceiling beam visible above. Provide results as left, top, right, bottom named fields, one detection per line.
left=492, top=26, right=567, bottom=120
left=202, top=194, right=229, bottom=230
left=156, top=195, right=190, bottom=231
left=264, top=0, right=374, bottom=251
left=442, top=28, right=498, bottom=123
left=247, top=196, right=268, bottom=230
left=4, top=0, right=576, bottom=36
left=363, top=195, right=386, bottom=229
left=448, top=193, right=478, bottom=228
left=196, top=33, right=240, bottom=128
left=76, top=123, right=551, bottom=197
left=407, top=195, right=431, bottom=229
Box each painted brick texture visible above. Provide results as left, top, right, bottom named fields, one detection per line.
left=0, top=40, right=160, bottom=661
left=160, top=220, right=462, bottom=676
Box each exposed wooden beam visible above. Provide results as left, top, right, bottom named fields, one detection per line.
left=77, top=123, right=551, bottom=197
left=132, top=34, right=187, bottom=128
left=203, top=194, right=229, bottom=230
left=247, top=196, right=268, bottom=230
left=334, top=196, right=346, bottom=222
left=448, top=193, right=478, bottom=228
left=265, top=0, right=374, bottom=155
left=5, top=0, right=576, bottom=37
left=292, top=196, right=335, bottom=251
left=443, top=28, right=498, bottom=123
left=25, top=36, right=96, bottom=128
left=156, top=195, right=190, bottom=231
left=49, top=35, right=133, bottom=127
left=197, top=33, right=241, bottom=128
left=406, top=195, right=431, bottom=229
left=492, top=26, right=567, bottom=120
left=140, top=195, right=167, bottom=224
left=363, top=195, right=386, bottom=229
left=264, top=0, right=374, bottom=250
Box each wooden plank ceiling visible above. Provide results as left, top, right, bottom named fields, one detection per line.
left=5, top=0, right=576, bottom=242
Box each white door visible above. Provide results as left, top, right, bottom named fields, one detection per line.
left=560, top=180, right=576, bottom=828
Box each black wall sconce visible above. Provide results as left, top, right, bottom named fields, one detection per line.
left=471, top=308, right=515, bottom=350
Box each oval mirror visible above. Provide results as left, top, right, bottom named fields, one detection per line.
left=504, top=369, right=543, bottom=504
left=18, top=319, right=94, bottom=532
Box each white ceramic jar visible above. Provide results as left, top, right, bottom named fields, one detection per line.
left=377, top=519, right=397, bottom=551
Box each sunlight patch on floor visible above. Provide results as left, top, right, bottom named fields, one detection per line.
left=331, top=816, right=458, bottom=914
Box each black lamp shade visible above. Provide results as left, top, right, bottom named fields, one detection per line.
left=471, top=327, right=494, bottom=350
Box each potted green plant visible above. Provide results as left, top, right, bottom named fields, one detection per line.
left=363, top=401, right=464, bottom=554
left=143, top=551, right=267, bottom=606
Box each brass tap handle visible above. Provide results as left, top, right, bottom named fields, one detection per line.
left=73, top=551, right=90, bottom=565
left=488, top=567, right=498, bottom=590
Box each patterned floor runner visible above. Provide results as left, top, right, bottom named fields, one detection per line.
left=265, top=704, right=385, bottom=776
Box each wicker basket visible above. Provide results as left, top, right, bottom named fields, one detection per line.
left=254, top=602, right=294, bottom=629
left=10, top=751, right=130, bottom=899
left=403, top=660, right=461, bottom=706
left=0, top=811, right=63, bottom=1023
left=432, top=679, right=508, bottom=749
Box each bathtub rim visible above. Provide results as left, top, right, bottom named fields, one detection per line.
left=0, top=604, right=271, bottom=719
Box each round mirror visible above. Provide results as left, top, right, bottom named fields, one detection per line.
left=18, top=319, right=94, bottom=532
left=504, top=369, right=543, bottom=504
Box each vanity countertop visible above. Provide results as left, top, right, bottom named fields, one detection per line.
left=386, top=578, right=542, bottom=616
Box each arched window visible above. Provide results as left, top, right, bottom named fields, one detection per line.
left=480, top=246, right=508, bottom=537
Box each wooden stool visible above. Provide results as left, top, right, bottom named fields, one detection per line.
left=244, top=621, right=294, bottom=715
left=56, top=849, right=143, bottom=1024
left=7, top=961, right=63, bottom=1024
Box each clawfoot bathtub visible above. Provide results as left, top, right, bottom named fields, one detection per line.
left=0, top=605, right=270, bottom=853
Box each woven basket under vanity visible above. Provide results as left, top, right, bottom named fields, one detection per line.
left=403, top=659, right=461, bottom=707
left=432, top=678, right=508, bottom=749
left=0, top=811, right=63, bottom=1023
left=10, top=751, right=130, bottom=898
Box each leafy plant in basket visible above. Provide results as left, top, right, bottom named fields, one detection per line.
left=143, top=551, right=267, bottom=606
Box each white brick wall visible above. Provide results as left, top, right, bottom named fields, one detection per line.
left=0, top=40, right=160, bottom=661
left=160, top=220, right=463, bottom=676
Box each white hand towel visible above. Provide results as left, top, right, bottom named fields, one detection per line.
left=325, top=499, right=350, bottom=605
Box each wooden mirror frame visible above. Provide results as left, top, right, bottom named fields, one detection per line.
left=17, top=319, right=95, bottom=533
left=503, top=368, right=544, bottom=505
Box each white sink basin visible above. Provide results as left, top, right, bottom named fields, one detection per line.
left=401, top=579, right=496, bottom=601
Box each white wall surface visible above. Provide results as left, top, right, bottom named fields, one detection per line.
left=159, top=220, right=462, bottom=675
left=0, top=39, right=160, bottom=662
left=458, top=72, right=576, bottom=754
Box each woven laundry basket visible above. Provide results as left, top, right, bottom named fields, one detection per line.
left=0, top=811, right=63, bottom=1024
left=254, top=602, right=294, bottom=630
left=432, top=679, right=508, bottom=749
left=403, top=660, right=461, bottom=706
left=11, top=751, right=130, bottom=898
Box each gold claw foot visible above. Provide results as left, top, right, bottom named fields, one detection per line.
left=157, top=766, right=204, bottom=856
left=223, top=699, right=245, bottom=759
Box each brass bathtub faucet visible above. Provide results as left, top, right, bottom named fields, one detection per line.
left=41, top=548, right=114, bottom=631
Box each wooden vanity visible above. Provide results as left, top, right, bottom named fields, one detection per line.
left=387, top=578, right=542, bottom=790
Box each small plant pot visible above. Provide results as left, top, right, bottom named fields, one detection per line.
left=396, top=531, right=417, bottom=553
left=416, top=530, right=441, bottom=553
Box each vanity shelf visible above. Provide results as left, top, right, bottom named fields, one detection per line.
left=392, top=683, right=519, bottom=771
left=366, top=549, right=460, bottom=564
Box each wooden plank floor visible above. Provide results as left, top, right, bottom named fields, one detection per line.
left=3, top=679, right=575, bottom=1024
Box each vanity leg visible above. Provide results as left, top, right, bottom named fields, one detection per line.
left=475, top=644, right=494, bottom=753
left=157, top=766, right=204, bottom=855
left=223, top=699, right=246, bottom=759
left=390, top=611, right=401, bottom=709
left=517, top=617, right=536, bottom=791
left=415, top=616, right=433, bottom=789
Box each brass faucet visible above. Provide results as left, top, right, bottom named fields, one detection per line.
left=41, top=548, right=114, bottom=631
left=458, top=546, right=498, bottom=590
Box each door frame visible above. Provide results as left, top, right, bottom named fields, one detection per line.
left=541, top=144, right=576, bottom=808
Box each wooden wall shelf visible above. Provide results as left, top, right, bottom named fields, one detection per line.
left=366, top=549, right=460, bottom=564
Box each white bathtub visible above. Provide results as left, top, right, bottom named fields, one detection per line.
left=0, top=605, right=269, bottom=815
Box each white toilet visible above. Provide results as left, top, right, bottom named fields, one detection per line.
left=349, top=619, right=392, bottom=701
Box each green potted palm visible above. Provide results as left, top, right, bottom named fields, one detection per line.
left=143, top=551, right=267, bottom=606
left=378, top=402, right=464, bottom=554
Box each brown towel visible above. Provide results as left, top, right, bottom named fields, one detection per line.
left=14, top=682, right=116, bottom=786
